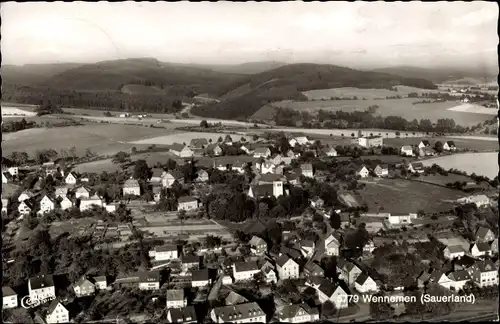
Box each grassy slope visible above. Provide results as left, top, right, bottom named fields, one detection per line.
left=370, top=66, right=497, bottom=84
left=1, top=63, right=83, bottom=85
left=192, top=63, right=438, bottom=120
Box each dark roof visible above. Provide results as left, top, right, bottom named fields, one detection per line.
left=138, top=271, right=160, bottom=283
left=156, top=244, right=178, bottom=252
left=445, top=141, right=456, bottom=146
left=355, top=272, right=370, bottom=285
left=474, top=242, right=491, bottom=252
left=30, top=275, right=54, bottom=289
left=212, top=302, right=264, bottom=322
left=300, top=163, right=313, bottom=171
left=276, top=254, right=292, bottom=267
left=167, top=289, right=184, bottom=301
left=178, top=196, right=197, bottom=203
left=181, top=255, right=200, bottom=264
left=151, top=168, right=165, bottom=178
left=47, top=299, right=65, bottom=314
left=411, top=162, right=424, bottom=169
left=74, top=275, right=94, bottom=288
left=225, top=291, right=249, bottom=305
left=93, top=276, right=107, bottom=282
left=279, top=303, right=318, bottom=320
left=304, top=262, right=324, bottom=274
left=191, top=268, right=209, bottom=282
left=2, top=286, right=16, bottom=296
left=279, top=246, right=302, bottom=259
left=448, top=270, right=470, bottom=281
left=475, top=259, right=497, bottom=272
left=190, top=138, right=209, bottom=147
left=250, top=184, right=274, bottom=197
left=168, top=306, right=197, bottom=323
left=233, top=261, right=259, bottom=273
left=318, top=280, right=337, bottom=297
left=258, top=173, right=284, bottom=183
left=170, top=143, right=185, bottom=152
left=254, top=147, right=270, bottom=154
left=475, top=227, right=492, bottom=240
left=421, top=140, right=430, bottom=145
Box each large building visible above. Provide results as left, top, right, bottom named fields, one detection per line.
left=358, top=136, right=383, bottom=148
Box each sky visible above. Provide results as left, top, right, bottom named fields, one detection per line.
left=1, top=1, right=498, bottom=69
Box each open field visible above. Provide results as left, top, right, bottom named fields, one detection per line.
left=2, top=123, right=174, bottom=157
left=336, top=155, right=417, bottom=164
left=130, top=131, right=247, bottom=145
left=1, top=183, right=20, bottom=198
left=357, top=178, right=465, bottom=213
left=417, top=174, right=475, bottom=186
left=302, top=86, right=448, bottom=100
left=383, top=136, right=499, bottom=151
left=447, top=103, right=498, bottom=115
left=269, top=98, right=494, bottom=126
left=268, top=127, right=429, bottom=138
left=1, top=106, right=37, bottom=117
left=420, top=152, right=498, bottom=180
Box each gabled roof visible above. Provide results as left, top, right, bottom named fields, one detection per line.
left=168, top=306, right=197, bottom=323
left=138, top=271, right=160, bottom=282
left=212, top=302, right=264, bottom=322
left=258, top=173, right=284, bottom=183
left=190, top=138, right=209, bottom=147
left=74, top=275, right=95, bottom=288
left=446, top=245, right=465, bottom=254
left=151, top=168, right=165, bottom=178
left=355, top=272, right=371, bottom=285
left=475, top=227, right=493, bottom=240
left=178, top=196, right=197, bottom=204
left=276, top=254, right=294, bottom=267
left=300, top=163, right=313, bottom=171
left=445, top=141, right=456, bottom=146
left=473, top=242, right=491, bottom=252
left=475, top=259, right=497, bottom=272
left=156, top=244, right=177, bottom=253
left=191, top=268, right=209, bottom=282
left=279, top=303, right=318, bottom=320
left=47, top=299, right=66, bottom=315
left=410, top=162, right=424, bottom=169
left=375, top=164, right=388, bottom=170
left=167, top=289, right=184, bottom=301
left=300, top=240, right=315, bottom=248
left=30, top=275, right=55, bottom=289
left=249, top=184, right=274, bottom=197
left=304, top=262, right=324, bottom=274
left=75, top=186, right=90, bottom=193
left=170, top=143, right=185, bottom=152
left=225, top=291, right=248, bottom=305
left=2, top=286, right=16, bottom=296
left=254, top=147, right=270, bottom=154
left=249, top=236, right=266, bottom=247
left=401, top=145, right=413, bottom=151
left=233, top=261, right=259, bottom=273
left=448, top=270, right=470, bottom=281
left=181, top=255, right=200, bottom=264
left=420, top=140, right=430, bottom=146
left=123, top=179, right=140, bottom=188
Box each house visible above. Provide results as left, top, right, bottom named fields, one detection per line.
left=191, top=268, right=211, bottom=287
left=150, top=245, right=178, bottom=261
left=277, top=303, right=320, bottom=323
left=74, top=186, right=91, bottom=199
left=123, top=178, right=141, bottom=196
left=408, top=162, right=425, bottom=174
left=324, top=232, right=342, bottom=256
left=18, top=200, right=34, bottom=217
left=249, top=236, right=267, bottom=255
left=29, top=275, right=56, bottom=301
left=276, top=255, right=300, bottom=280
left=287, top=150, right=299, bottom=158
left=55, top=186, right=69, bottom=198
left=206, top=144, right=223, bottom=156
left=170, top=143, right=194, bottom=158
left=239, top=145, right=251, bottom=155
left=3, top=166, right=19, bottom=176
left=458, top=195, right=491, bottom=208
left=299, top=240, right=315, bottom=258
left=443, top=141, right=457, bottom=151
left=196, top=169, right=209, bottom=182
left=248, top=181, right=283, bottom=199
left=400, top=145, right=414, bottom=156
left=1, top=198, right=8, bottom=214
left=419, top=146, right=436, bottom=157
left=467, top=259, right=498, bottom=288
left=223, top=275, right=233, bottom=285
left=2, top=286, right=18, bottom=309
left=177, top=196, right=199, bottom=211
left=289, top=136, right=310, bottom=147
left=253, top=147, right=271, bottom=158
left=166, top=306, right=197, bottom=324
left=470, top=242, right=492, bottom=257
left=190, top=138, right=208, bottom=149
left=232, top=262, right=260, bottom=282
left=79, top=194, right=103, bottom=212
left=181, top=255, right=200, bottom=272
left=443, top=245, right=466, bottom=260
left=57, top=196, right=73, bottom=211
left=475, top=227, right=495, bottom=242
left=260, top=162, right=276, bottom=174
left=310, top=197, right=324, bottom=209
left=73, top=276, right=95, bottom=297
left=93, top=276, right=107, bottom=290
left=446, top=270, right=471, bottom=291
left=323, top=147, right=338, bottom=157
left=210, top=302, right=266, bottom=323
left=358, top=136, right=383, bottom=148
left=491, top=238, right=498, bottom=254
left=257, top=173, right=285, bottom=185
left=64, top=172, right=77, bottom=185
left=304, top=262, right=324, bottom=278
left=39, top=195, right=56, bottom=215
left=418, top=140, right=431, bottom=149
left=286, top=172, right=301, bottom=185
left=46, top=300, right=69, bottom=324
left=162, top=171, right=183, bottom=188
left=300, top=163, right=314, bottom=178
left=166, top=289, right=187, bottom=309
left=18, top=190, right=34, bottom=202
left=354, top=273, right=379, bottom=293
left=44, top=164, right=60, bottom=177
left=150, top=168, right=166, bottom=183
left=337, top=259, right=362, bottom=286
left=225, top=291, right=249, bottom=305
left=374, top=164, right=389, bottom=177
left=429, top=271, right=453, bottom=290
left=104, top=203, right=117, bottom=213
left=153, top=186, right=162, bottom=202
left=271, top=154, right=284, bottom=165
left=138, top=271, right=161, bottom=290
left=262, top=266, right=278, bottom=284
left=2, top=172, right=12, bottom=184
left=357, top=165, right=370, bottom=178
left=386, top=213, right=418, bottom=225
left=315, top=279, right=349, bottom=309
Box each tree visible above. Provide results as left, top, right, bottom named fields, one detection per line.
left=113, top=151, right=131, bottom=164
left=177, top=209, right=187, bottom=220
left=240, top=137, right=246, bottom=142
left=321, top=300, right=337, bottom=318
left=85, top=148, right=95, bottom=159
left=35, top=149, right=58, bottom=164
left=217, top=136, right=223, bottom=143
left=224, top=134, right=233, bottom=142
left=434, top=141, right=444, bottom=153
left=10, top=151, right=29, bottom=165
left=258, top=202, right=269, bottom=218
left=253, top=134, right=259, bottom=141
left=131, top=147, right=137, bottom=154
left=370, top=294, right=394, bottom=320
left=133, top=160, right=151, bottom=181
left=329, top=210, right=341, bottom=229
left=200, top=120, right=209, bottom=128
left=351, top=133, right=355, bottom=138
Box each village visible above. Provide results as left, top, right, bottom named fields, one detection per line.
left=1, top=130, right=498, bottom=324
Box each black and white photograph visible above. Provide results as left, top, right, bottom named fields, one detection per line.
left=1, top=1, right=498, bottom=323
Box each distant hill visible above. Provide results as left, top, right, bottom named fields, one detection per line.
left=370, top=66, right=498, bottom=84
left=1, top=63, right=82, bottom=85
left=162, top=61, right=286, bottom=75
left=191, top=63, right=438, bottom=120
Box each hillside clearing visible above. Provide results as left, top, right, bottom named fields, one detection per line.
left=420, top=152, right=498, bottom=180
left=302, top=86, right=448, bottom=100
left=130, top=132, right=247, bottom=145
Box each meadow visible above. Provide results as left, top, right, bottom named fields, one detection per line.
left=2, top=123, right=174, bottom=157
left=301, top=86, right=447, bottom=100
left=130, top=131, right=247, bottom=145
left=384, top=136, right=499, bottom=151
left=357, top=178, right=465, bottom=214
left=1, top=106, right=37, bottom=117
left=420, top=152, right=498, bottom=180
left=270, top=98, right=494, bottom=126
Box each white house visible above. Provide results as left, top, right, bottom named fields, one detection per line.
left=299, top=240, right=315, bottom=258
left=458, top=195, right=490, bottom=208
left=323, top=147, right=338, bottom=157
left=443, top=245, right=466, bottom=260
left=166, top=289, right=187, bottom=309
left=170, top=143, right=194, bottom=158
left=354, top=273, right=379, bottom=293
left=2, top=286, right=18, bottom=309
left=276, top=255, right=300, bottom=280
left=2, top=172, right=12, bottom=184
left=55, top=186, right=69, bottom=198
left=386, top=213, right=418, bottom=225
left=29, top=275, right=56, bottom=301
left=324, top=232, right=341, bottom=256
left=408, top=162, right=425, bottom=174
left=211, top=302, right=265, bottom=323
left=79, top=195, right=103, bottom=212
left=337, top=260, right=362, bottom=286
left=39, top=195, right=55, bottom=215
left=358, top=136, right=383, bottom=148
left=149, top=245, right=178, bottom=261
left=46, top=300, right=69, bottom=324
left=467, top=259, right=498, bottom=288
left=138, top=271, right=161, bottom=290
left=167, top=306, right=197, bottom=324
left=191, top=269, right=211, bottom=287
left=262, top=267, right=278, bottom=284
left=418, top=140, right=431, bottom=149
left=18, top=190, right=34, bottom=202
left=443, top=141, right=457, bottom=151
left=248, top=181, right=283, bottom=199
left=1, top=198, right=8, bottom=214
left=374, top=165, right=389, bottom=177
left=232, top=262, right=260, bottom=282
left=93, top=276, right=107, bottom=290
left=74, top=186, right=91, bottom=199
left=277, top=303, right=319, bottom=323
left=65, top=172, right=77, bottom=185
left=260, top=162, right=276, bottom=174
left=249, top=236, right=267, bottom=255
left=357, top=166, right=370, bottom=178
left=300, top=163, right=314, bottom=178
left=475, top=227, right=496, bottom=242
left=123, top=179, right=141, bottom=196
left=491, top=238, right=498, bottom=254
left=446, top=271, right=471, bottom=291
left=470, top=242, right=492, bottom=257
left=253, top=147, right=271, bottom=158
left=162, top=172, right=181, bottom=188
left=18, top=200, right=34, bottom=217
left=177, top=196, right=199, bottom=211
left=315, top=280, right=349, bottom=309
left=400, top=145, right=414, bottom=156
left=73, top=276, right=95, bottom=297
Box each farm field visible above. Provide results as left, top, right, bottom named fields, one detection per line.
left=269, top=98, right=493, bottom=126
left=356, top=178, right=465, bottom=214
left=130, top=131, right=247, bottom=145
left=302, top=86, right=448, bottom=100
left=1, top=105, right=37, bottom=117
left=383, top=136, right=499, bottom=151
left=336, top=155, right=417, bottom=164
left=1, top=183, right=20, bottom=198
left=2, top=123, right=174, bottom=157
left=416, top=174, right=475, bottom=187
left=420, top=152, right=498, bottom=180
left=447, top=103, right=497, bottom=115
left=267, top=127, right=429, bottom=138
